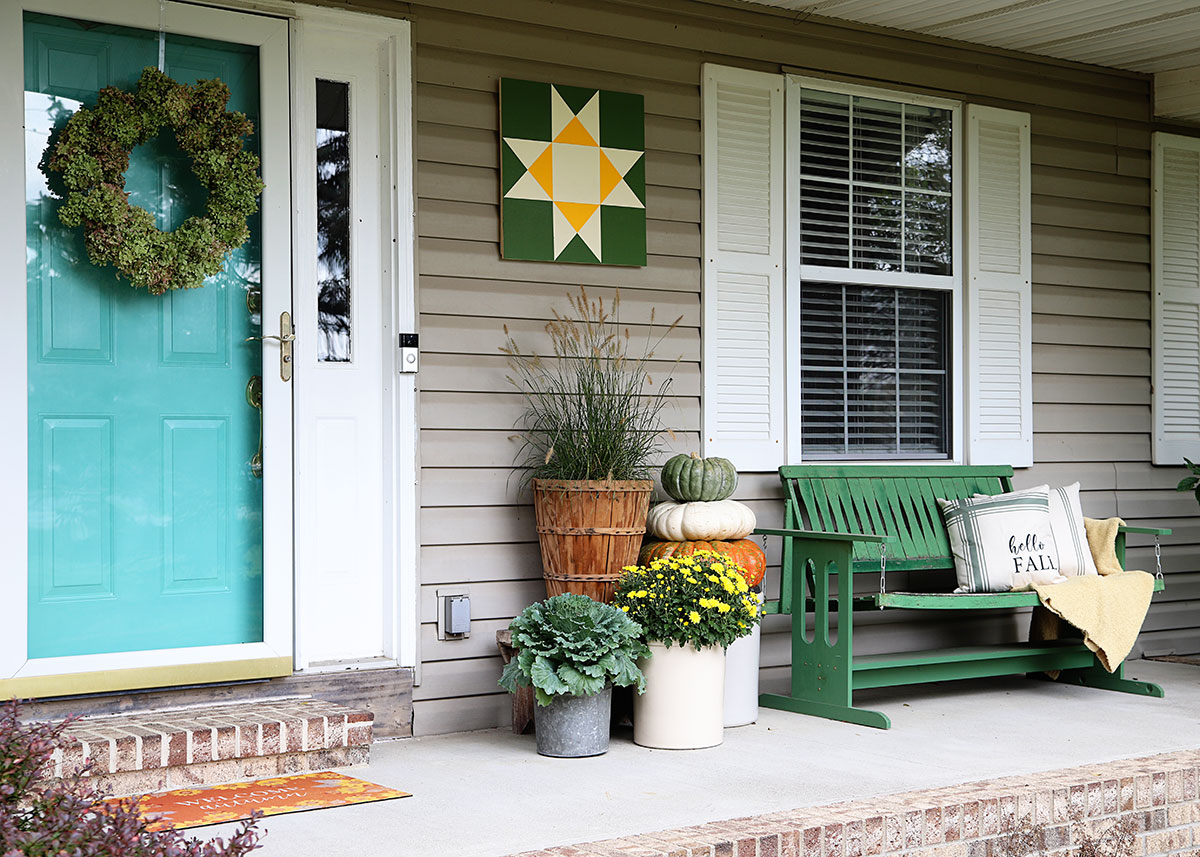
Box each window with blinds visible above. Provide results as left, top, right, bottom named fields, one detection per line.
left=798, top=88, right=953, bottom=276
left=795, top=82, right=957, bottom=461
left=801, top=283, right=950, bottom=458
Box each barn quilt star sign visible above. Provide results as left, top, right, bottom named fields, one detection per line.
left=500, top=78, right=646, bottom=266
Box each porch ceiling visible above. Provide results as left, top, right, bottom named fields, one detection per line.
left=733, top=0, right=1200, bottom=122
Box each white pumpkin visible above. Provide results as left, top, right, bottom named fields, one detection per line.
left=646, top=499, right=757, bottom=541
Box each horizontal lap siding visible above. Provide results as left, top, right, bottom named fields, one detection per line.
left=331, top=0, right=1197, bottom=734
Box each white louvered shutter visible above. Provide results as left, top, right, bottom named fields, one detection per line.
left=1154, top=134, right=1200, bottom=464
left=966, top=105, right=1032, bottom=467
left=701, top=64, right=785, bottom=470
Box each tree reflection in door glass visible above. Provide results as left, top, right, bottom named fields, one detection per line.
left=317, top=79, right=351, bottom=362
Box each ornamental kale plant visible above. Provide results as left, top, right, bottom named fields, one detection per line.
left=499, top=594, right=650, bottom=706
left=501, top=287, right=681, bottom=486
left=0, top=701, right=261, bottom=857
left=613, top=550, right=761, bottom=651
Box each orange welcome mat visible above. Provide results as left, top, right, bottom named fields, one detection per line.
left=128, top=772, right=411, bottom=831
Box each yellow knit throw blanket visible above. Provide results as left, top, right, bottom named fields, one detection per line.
left=1029, top=517, right=1155, bottom=673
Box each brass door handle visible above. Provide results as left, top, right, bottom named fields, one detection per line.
left=247, top=333, right=296, bottom=343
left=245, top=311, right=294, bottom=381
left=246, top=375, right=263, bottom=478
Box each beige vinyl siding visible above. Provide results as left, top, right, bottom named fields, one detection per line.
left=319, top=0, right=1199, bottom=734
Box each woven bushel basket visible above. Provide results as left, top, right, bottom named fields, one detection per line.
left=532, top=479, right=653, bottom=603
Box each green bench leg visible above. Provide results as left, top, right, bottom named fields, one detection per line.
left=1054, top=663, right=1165, bottom=698
left=766, top=535, right=893, bottom=729
left=760, top=692, right=892, bottom=729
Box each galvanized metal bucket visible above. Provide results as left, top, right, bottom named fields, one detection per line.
left=533, top=685, right=613, bottom=757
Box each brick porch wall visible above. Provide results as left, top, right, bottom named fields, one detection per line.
left=506, top=749, right=1200, bottom=857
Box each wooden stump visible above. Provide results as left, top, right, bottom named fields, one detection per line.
left=496, top=629, right=534, bottom=734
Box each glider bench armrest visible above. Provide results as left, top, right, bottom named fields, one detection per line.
left=752, top=526, right=891, bottom=543
left=753, top=527, right=893, bottom=616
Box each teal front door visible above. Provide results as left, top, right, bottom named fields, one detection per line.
left=24, top=13, right=270, bottom=659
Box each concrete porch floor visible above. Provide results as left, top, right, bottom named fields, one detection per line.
left=207, top=659, right=1200, bottom=857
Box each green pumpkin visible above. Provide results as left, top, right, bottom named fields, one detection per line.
left=660, top=452, right=738, bottom=502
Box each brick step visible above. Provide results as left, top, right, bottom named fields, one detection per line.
left=40, top=699, right=373, bottom=796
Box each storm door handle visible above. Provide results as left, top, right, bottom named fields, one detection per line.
left=245, top=311, right=295, bottom=381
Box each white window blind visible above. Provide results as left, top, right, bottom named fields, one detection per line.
left=800, top=283, right=949, bottom=458
left=965, top=105, right=1032, bottom=467
left=797, top=88, right=953, bottom=278
left=1153, top=133, right=1200, bottom=465
left=702, top=64, right=785, bottom=470
left=792, top=80, right=957, bottom=461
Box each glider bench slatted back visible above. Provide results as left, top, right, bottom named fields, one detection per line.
left=755, top=464, right=1167, bottom=730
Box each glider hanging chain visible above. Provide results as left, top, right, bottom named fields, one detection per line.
left=1154, top=535, right=1163, bottom=580
left=878, top=542, right=888, bottom=606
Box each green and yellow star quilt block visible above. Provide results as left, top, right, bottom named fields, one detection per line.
left=500, top=78, right=646, bottom=266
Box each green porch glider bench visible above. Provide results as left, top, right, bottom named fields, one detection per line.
left=755, top=465, right=1169, bottom=729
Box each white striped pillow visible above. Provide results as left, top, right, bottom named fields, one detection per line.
left=994, top=483, right=1098, bottom=578
left=937, top=489, right=1061, bottom=593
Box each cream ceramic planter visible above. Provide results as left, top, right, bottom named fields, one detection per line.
left=633, top=641, right=725, bottom=749
left=723, top=592, right=764, bottom=727
left=723, top=620, right=761, bottom=727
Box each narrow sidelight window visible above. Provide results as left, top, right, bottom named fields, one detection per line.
left=316, top=79, right=351, bottom=362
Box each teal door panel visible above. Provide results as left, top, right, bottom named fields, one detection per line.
left=24, top=13, right=267, bottom=658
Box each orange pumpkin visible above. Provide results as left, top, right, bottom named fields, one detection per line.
left=638, top=539, right=766, bottom=588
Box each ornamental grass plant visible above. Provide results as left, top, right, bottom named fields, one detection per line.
left=499, top=594, right=650, bottom=706
left=501, top=287, right=681, bottom=487
left=613, top=550, right=761, bottom=651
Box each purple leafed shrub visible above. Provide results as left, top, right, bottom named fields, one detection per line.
left=0, top=701, right=262, bottom=857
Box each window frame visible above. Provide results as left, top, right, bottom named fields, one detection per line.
left=784, top=74, right=965, bottom=465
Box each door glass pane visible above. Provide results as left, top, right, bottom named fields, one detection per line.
left=317, top=80, right=351, bottom=363
left=24, top=12, right=264, bottom=657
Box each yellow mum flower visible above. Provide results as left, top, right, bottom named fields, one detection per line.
left=621, top=605, right=629, bottom=612
left=689, top=610, right=701, bottom=623
left=706, top=574, right=719, bottom=583
left=718, top=603, right=731, bottom=613
left=736, top=578, right=749, bottom=593
left=712, top=563, right=725, bottom=572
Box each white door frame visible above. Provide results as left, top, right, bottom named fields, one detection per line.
left=0, top=0, right=294, bottom=695
left=289, top=7, right=419, bottom=672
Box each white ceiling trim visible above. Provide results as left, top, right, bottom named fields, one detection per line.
left=736, top=0, right=1200, bottom=121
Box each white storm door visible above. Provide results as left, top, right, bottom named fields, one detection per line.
left=292, top=11, right=414, bottom=670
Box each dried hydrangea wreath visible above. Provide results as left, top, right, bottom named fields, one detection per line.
left=45, top=67, right=264, bottom=295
